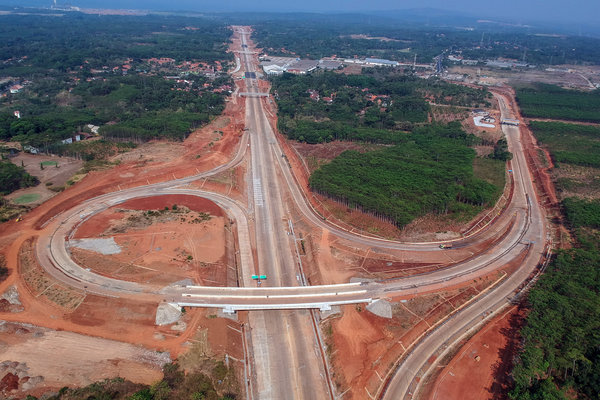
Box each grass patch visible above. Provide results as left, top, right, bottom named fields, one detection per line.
left=80, top=159, right=118, bottom=173
left=473, top=157, right=506, bottom=189
left=41, top=160, right=58, bottom=166
left=13, top=193, right=41, bottom=204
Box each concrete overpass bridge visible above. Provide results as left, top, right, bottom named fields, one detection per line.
left=239, top=92, right=270, bottom=97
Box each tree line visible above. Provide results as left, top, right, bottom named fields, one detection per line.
left=23, top=362, right=237, bottom=400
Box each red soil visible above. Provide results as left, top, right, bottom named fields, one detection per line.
left=427, top=306, right=525, bottom=400
left=119, top=194, right=224, bottom=216
left=327, top=271, right=504, bottom=400
left=71, top=207, right=229, bottom=287
left=0, top=373, right=19, bottom=393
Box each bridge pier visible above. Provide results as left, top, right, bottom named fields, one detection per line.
left=223, top=306, right=236, bottom=314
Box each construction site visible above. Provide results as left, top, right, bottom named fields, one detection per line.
left=0, top=23, right=563, bottom=400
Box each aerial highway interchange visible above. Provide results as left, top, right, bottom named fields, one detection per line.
left=34, top=26, right=549, bottom=400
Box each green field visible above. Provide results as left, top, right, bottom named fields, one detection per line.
left=473, top=157, right=506, bottom=190
left=13, top=193, right=41, bottom=204
left=41, top=160, right=58, bottom=166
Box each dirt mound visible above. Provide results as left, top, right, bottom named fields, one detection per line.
left=0, top=372, right=19, bottom=393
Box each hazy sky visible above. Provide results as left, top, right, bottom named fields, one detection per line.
left=9, top=0, right=600, bottom=24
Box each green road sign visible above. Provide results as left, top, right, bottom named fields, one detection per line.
left=251, top=275, right=259, bottom=280
left=251, top=275, right=267, bottom=280
left=260, top=275, right=267, bottom=279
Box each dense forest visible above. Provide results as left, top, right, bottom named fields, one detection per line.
left=309, top=123, right=501, bottom=226
left=563, top=198, right=600, bottom=229
left=511, top=103, right=600, bottom=399
left=273, top=70, right=490, bottom=144
left=510, top=219, right=600, bottom=399
left=0, top=13, right=232, bottom=74
left=0, top=74, right=229, bottom=149
left=516, top=84, right=600, bottom=123
left=0, top=161, right=38, bottom=195
left=0, top=12, right=234, bottom=159
left=528, top=121, right=600, bottom=168
left=252, top=14, right=600, bottom=65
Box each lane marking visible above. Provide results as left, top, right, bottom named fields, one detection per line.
left=253, top=178, right=264, bottom=207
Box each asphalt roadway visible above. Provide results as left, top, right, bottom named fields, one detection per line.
left=33, top=27, right=548, bottom=399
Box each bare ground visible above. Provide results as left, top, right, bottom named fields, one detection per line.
left=0, top=320, right=167, bottom=397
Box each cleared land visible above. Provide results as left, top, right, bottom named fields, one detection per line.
left=70, top=195, right=231, bottom=287
left=323, top=270, right=508, bottom=399
left=427, top=306, right=524, bottom=400
left=0, top=321, right=167, bottom=397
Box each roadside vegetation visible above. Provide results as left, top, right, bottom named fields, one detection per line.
left=516, top=84, right=600, bottom=123
left=510, top=219, right=600, bottom=399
